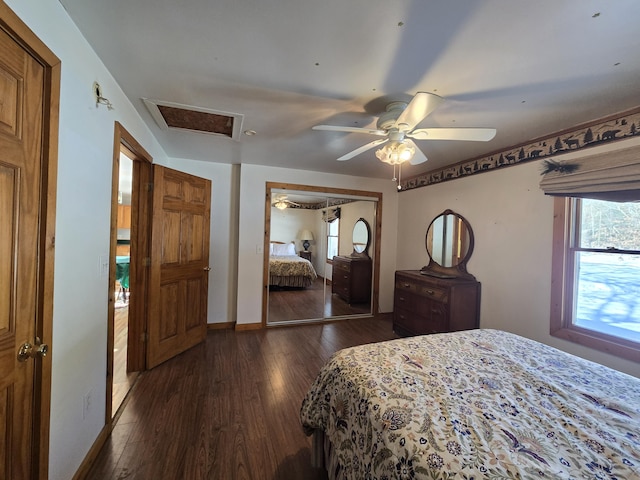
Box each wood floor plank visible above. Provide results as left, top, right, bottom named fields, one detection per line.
left=86, top=315, right=397, bottom=479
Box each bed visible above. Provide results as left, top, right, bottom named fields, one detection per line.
left=269, top=241, right=318, bottom=288
left=300, top=329, right=640, bottom=479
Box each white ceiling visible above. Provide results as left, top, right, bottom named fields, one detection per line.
left=59, top=0, right=640, bottom=181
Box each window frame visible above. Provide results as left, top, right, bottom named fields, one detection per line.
left=550, top=196, right=640, bottom=362
left=326, top=217, right=339, bottom=264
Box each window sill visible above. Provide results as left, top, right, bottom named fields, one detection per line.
left=551, top=325, right=640, bottom=363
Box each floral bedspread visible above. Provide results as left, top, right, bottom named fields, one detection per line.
left=300, top=329, right=640, bottom=479
left=269, top=255, right=317, bottom=287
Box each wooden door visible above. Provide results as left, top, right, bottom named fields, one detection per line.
left=147, top=166, right=211, bottom=368
left=0, top=25, right=46, bottom=480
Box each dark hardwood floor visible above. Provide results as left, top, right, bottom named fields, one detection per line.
left=113, top=303, right=138, bottom=415
left=88, top=315, right=399, bottom=479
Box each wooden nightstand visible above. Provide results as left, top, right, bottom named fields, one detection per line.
left=299, top=251, right=311, bottom=261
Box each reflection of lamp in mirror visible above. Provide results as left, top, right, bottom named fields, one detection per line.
left=299, top=229, right=314, bottom=251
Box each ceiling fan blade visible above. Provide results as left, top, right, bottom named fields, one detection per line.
left=337, top=138, right=388, bottom=161
left=407, top=139, right=428, bottom=165
left=312, top=125, right=387, bottom=136
left=409, top=127, right=497, bottom=142
left=394, top=92, right=443, bottom=131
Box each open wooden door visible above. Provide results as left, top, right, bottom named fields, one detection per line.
left=146, top=165, right=211, bottom=368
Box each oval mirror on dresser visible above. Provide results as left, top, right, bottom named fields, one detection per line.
left=423, top=209, right=475, bottom=280
left=352, top=218, right=371, bottom=256
left=393, top=209, right=480, bottom=337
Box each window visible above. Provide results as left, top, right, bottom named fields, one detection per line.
left=327, top=218, right=339, bottom=261
left=550, top=197, right=640, bottom=362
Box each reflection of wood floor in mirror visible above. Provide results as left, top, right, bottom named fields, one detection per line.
left=268, top=277, right=371, bottom=323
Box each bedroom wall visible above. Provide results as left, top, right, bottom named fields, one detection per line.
left=271, top=207, right=316, bottom=251
left=237, top=164, right=399, bottom=325
left=397, top=136, right=640, bottom=378
left=4, top=0, right=172, bottom=478
left=338, top=200, right=376, bottom=257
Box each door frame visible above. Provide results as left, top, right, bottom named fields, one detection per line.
left=106, top=122, right=153, bottom=421
left=0, top=2, right=60, bottom=478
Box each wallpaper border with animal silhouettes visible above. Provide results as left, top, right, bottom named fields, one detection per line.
left=400, top=106, right=640, bottom=192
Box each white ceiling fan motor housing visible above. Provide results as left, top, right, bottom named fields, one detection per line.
left=376, top=102, right=408, bottom=130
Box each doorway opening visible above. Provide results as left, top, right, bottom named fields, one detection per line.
left=112, top=151, right=136, bottom=414
left=107, top=122, right=154, bottom=422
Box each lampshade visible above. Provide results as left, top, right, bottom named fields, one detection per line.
left=299, top=229, right=314, bottom=252
left=299, top=229, right=314, bottom=240
left=375, top=140, right=415, bottom=165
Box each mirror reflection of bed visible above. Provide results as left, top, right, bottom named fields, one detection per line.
left=268, top=241, right=370, bottom=322
left=266, top=186, right=379, bottom=325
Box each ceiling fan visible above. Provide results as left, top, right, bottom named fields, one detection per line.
left=272, top=194, right=300, bottom=210
left=313, top=92, right=496, bottom=173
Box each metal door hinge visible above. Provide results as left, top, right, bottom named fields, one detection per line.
left=142, top=257, right=151, bottom=267
left=145, top=182, right=154, bottom=192
left=141, top=332, right=148, bottom=343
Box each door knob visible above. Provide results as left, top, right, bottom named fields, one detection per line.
left=203, top=266, right=211, bottom=271
left=17, top=337, right=48, bottom=362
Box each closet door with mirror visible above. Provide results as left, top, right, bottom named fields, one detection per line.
left=264, top=183, right=381, bottom=326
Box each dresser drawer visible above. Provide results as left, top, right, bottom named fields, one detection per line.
left=333, top=260, right=351, bottom=273
left=415, top=285, right=447, bottom=302
left=393, top=308, right=425, bottom=336
left=336, top=285, right=350, bottom=297
left=333, top=270, right=350, bottom=287
left=395, top=279, right=418, bottom=293
left=415, top=298, right=448, bottom=319
left=422, top=316, right=448, bottom=335
left=394, top=289, right=413, bottom=310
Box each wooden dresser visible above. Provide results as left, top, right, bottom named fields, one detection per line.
left=332, top=255, right=372, bottom=304
left=393, top=270, right=480, bottom=336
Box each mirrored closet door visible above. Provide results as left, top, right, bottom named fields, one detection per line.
left=263, top=183, right=381, bottom=326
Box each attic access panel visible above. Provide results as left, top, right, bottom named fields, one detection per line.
left=143, top=98, right=244, bottom=140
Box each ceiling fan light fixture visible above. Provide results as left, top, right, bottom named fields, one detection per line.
left=274, top=200, right=288, bottom=210
left=375, top=140, right=415, bottom=165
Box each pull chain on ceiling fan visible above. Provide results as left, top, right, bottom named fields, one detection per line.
left=313, top=92, right=497, bottom=189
